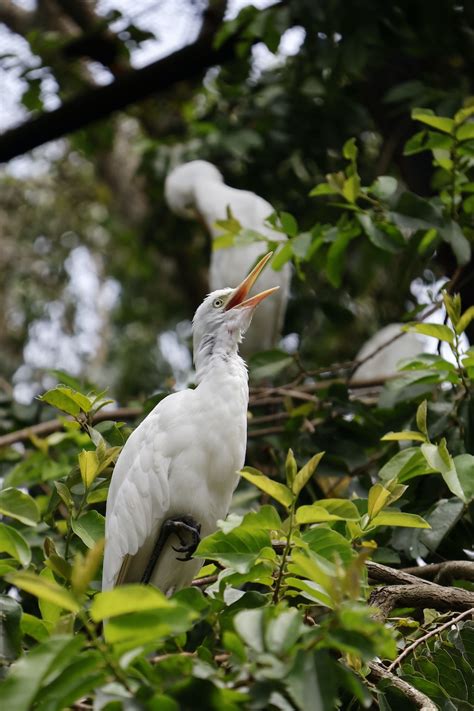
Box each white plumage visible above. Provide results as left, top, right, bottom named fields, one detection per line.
left=165, top=160, right=291, bottom=354
left=103, top=254, right=278, bottom=595
left=351, top=324, right=427, bottom=381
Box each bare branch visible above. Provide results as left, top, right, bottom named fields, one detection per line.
left=387, top=607, right=474, bottom=673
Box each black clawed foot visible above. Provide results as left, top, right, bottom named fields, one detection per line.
left=142, top=515, right=202, bottom=583
left=171, top=517, right=201, bottom=561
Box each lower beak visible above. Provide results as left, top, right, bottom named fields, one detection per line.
left=225, top=252, right=279, bottom=311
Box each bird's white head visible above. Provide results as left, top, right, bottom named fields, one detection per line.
left=165, top=160, right=224, bottom=219
left=192, top=252, right=279, bottom=377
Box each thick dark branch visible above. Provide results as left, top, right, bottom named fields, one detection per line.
left=367, top=561, right=438, bottom=587
left=402, top=561, right=474, bottom=585
left=0, top=0, right=34, bottom=34
left=368, top=662, right=437, bottom=711
left=0, top=4, right=232, bottom=163
left=369, top=583, right=474, bottom=618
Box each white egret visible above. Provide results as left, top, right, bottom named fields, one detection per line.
left=164, top=160, right=290, bottom=354
left=102, top=253, right=278, bottom=594
left=351, top=324, right=427, bottom=381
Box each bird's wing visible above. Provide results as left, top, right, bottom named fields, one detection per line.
left=102, top=406, right=173, bottom=590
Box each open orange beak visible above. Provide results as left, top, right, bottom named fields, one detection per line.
left=225, top=252, right=279, bottom=311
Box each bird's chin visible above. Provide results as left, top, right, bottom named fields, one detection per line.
left=230, top=305, right=255, bottom=339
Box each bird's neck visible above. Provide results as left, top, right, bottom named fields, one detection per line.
left=194, top=334, right=248, bottom=389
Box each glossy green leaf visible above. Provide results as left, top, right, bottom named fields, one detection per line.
left=240, top=466, right=294, bottom=508
left=71, top=510, right=105, bottom=549
left=367, top=483, right=392, bottom=519
left=402, top=322, right=454, bottom=344
left=381, top=430, right=426, bottom=442
left=370, top=510, right=431, bottom=528
left=0, top=523, right=31, bottom=566
left=292, top=451, right=325, bottom=496
left=0, top=487, right=39, bottom=526
left=421, top=441, right=466, bottom=501
left=416, top=400, right=428, bottom=438
left=91, top=584, right=173, bottom=621
left=412, top=108, right=455, bottom=134
left=78, top=449, right=100, bottom=488
left=39, top=386, right=92, bottom=416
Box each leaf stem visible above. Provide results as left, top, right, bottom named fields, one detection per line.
left=272, top=500, right=295, bottom=604
left=79, top=611, right=134, bottom=693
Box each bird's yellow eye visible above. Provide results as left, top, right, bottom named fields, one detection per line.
left=213, top=298, right=224, bottom=309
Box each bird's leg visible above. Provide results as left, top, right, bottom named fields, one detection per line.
left=141, top=515, right=201, bottom=583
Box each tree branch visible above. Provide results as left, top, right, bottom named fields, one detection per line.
left=401, top=561, right=474, bottom=585
left=0, top=407, right=142, bottom=448
left=0, top=0, right=34, bottom=35
left=367, top=561, right=438, bottom=587
left=367, top=661, right=438, bottom=711
left=369, top=583, right=474, bottom=619
left=0, top=2, right=232, bottom=163
left=387, top=607, right=474, bottom=673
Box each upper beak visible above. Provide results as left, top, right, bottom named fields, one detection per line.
left=225, top=252, right=279, bottom=311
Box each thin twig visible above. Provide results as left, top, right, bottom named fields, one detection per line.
left=387, top=607, right=474, bottom=673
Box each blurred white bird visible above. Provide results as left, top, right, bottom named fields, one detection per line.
left=351, top=324, right=427, bottom=381
left=103, top=253, right=278, bottom=595
left=165, top=160, right=290, bottom=354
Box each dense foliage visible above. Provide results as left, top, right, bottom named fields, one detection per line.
left=1, top=106, right=474, bottom=709
left=1, top=2, right=474, bottom=709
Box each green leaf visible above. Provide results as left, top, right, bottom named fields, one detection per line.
left=0, top=635, right=84, bottom=711
left=342, top=174, right=360, bottom=203
left=456, top=306, right=474, bottom=335
left=39, top=386, right=92, bottom=416
left=91, top=584, right=173, bottom=621
left=71, top=539, right=105, bottom=595
left=381, top=431, right=426, bottom=442
left=20, top=613, right=51, bottom=642
left=265, top=608, right=302, bottom=655
left=370, top=510, right=431, bottom=528
left=421, top=441, right=466, bottom=501
left=412, top=108, right=455, bottom=134
left=196, top=522, right=272, bottom=574
left=78, top=449, right=100, bottom=488
left=0, top=488, right=40, bottom=526
left=279, top=211, right=298, bottom=237
left=6, top=571, right=80, bottom=612
left=453, top=454, right=474, bottom=503
left=71, top=510, right=105, bottom=549
left=343, top=137, right=358, bottom=161
left=301, top=527, right=354, bottom=565
left=0, top=522, right=31, bottom=566
left=309, top=182, right=339, bottom=197
left=0, top=595, right=22, bottom=662
left=367, top=483, right=392, bottom=519
left=457, top=123, right=474, bottom=141
left=296, top=505, right=347, bottom=524
left=271, top=241, right=292, bottom=270
left=292, top=451, right=325, bottom=496
left=416, top=399, right=428, bottom=438
left=285, top=448, right=297, bottom=488
left=240, top=466, right=294, bottom=508
left=54, top=481, right=74, bottom=511
left=379, top=448, right=434, bottom=483
left=402, top=322, right=454, bottom=344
